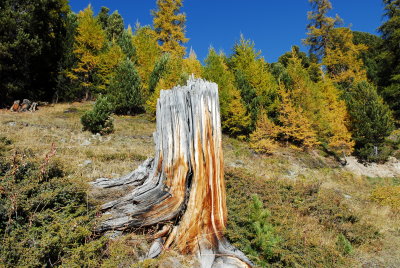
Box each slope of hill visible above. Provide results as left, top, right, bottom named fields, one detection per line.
left=0, top=103, right=399, bottom=267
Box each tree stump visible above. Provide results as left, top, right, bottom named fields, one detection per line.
left=92, top=78, right=252, bottom=267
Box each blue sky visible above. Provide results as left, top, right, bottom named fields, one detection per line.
left=68, top=0, right=385, bottom=63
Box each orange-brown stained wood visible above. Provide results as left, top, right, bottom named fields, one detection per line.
left=92, top=78, right=252, bottom=267
left=170, top=101, right=227, bottom=254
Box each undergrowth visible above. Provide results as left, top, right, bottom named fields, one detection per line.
left=225, top=167, right=380, bottom=267
left=0, top=138, right=153, bottom=267
left=0, top=142, right=101, bottom=267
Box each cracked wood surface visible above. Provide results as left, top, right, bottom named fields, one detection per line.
left=92, top=78, right=252, bottom=267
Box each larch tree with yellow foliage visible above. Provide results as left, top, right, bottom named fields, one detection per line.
left=203, top=48, right=251, bottom=137
left=304, top=0, right=342, bottom=61
left=152, top=0, right=188, bottom=57
left=96, top=42, right=125, bottom=91
left=182, top=48, right=203, bottom=78
left=250, top=110, right=279, bottom=154
left=324, top=27, right=367, bottom=88
left=277, top=86, right=319, bottom=150
left=286, top=50, right=354, bottom=154
left=230, top=35, right=279, bottom=127
left=70, top=5, right=106, bottom=100
left=132, top=24, right=162, bottom=99
left=317, top=80, right=354, bottom=155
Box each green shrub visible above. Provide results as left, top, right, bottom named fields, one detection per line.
left=337, top=234, right=353, bottom=255
left=247, top=195, right=281, bottom=266
left=81, top=96, right=114, bottom=135
left=225, top=167, right=380, bottom=267
left=355, top=143, right=393, bottom=163
left=371, top=186, right=400, bottom=210
left=0, top=149, right=100, bottom=267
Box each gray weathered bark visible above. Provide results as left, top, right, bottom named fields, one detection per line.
left=92, top=78, right=252, bottom=268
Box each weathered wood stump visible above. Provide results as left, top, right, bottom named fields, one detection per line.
left=92, top=78, right=252, bottom=267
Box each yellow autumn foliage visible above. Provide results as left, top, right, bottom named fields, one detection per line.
left=371, top=186, right=400, bottom=210
left=250, top=111, right=279, bottom=154
left=324, top=27, right=367, bottom=86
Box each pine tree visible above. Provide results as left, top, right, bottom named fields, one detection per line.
left=70, top=5, right=107, bottom=100
left=250, top=110, right=279, bottom=154
left=203, top=48, right=251, bottom=136
left=0, top=0, right=70, bottom=106
left=152, top=0, right=188, bottom=57
left=117, top=27, right=136, bottom=60
left=345, top=81, right=394, bottom=161
left=230, top=35, right=279, bottom=126
left=304, top=0, right=342, bottom=61
left=108, top=59, right=143, bottom=115
left=106, top=11, right=124, bottom=41
left=352, top=31, right=383, bottom=85
left=97, top=6, right=110, bottom=30
left=323, top=27, right=367, bottom=88
left=56, top=12, right=80, bottom=101
left=145, top=54, right=171, bottom=116
left=81, top=95, right=114, bottom=135
left=379, top=0, right=400, bottom=119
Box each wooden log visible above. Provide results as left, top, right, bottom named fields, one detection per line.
left=92, top=77, right=253, bottom=267
left=10, top=100, right=20, bottom=112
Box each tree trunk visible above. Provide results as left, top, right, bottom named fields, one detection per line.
left=92, top=78, right=252, bottom=267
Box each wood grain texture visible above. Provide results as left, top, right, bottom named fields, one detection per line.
left=92, top=77, right=252, bottom=267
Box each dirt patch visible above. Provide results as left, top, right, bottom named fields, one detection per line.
left=344, top=156, right=400, bottom=178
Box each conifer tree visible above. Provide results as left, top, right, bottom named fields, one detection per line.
left=304, top=0, right=342, bottom=61
left=106, top=11, right=124, bottom=41
left=277, top=86, right=319, bottom=150
left=323, top=27, right=367, bottom=88
left=152, top=0, right=188, bottom=57
left=286, top=50, right=354, bottom=154
left=318, top=80, right=354, bottom=154
left=117, top=27, right=136, bottom=59
left=345, top=81, right=394, bottom=161
left=97, top=6, right=110, bottom=30
left=230, top=35, right=279, bottom=126
left=203, top=48, right=251, bottom=136
left=145, top=54, right=171, bottom=116
left=108, top=59, right=143, bottom=115
left=132, top=24, right=162, bottom=96
left=379, top=0, right=400, bottom=119
left=70, top=5, right=107, bottom=100
left=250, top=110, right=279, bottom=154
left=96, top=42, right=125, bottom=91
left=56, top=12, right=80, bottom=101
left=182, top=48, right=203, bottom=78
left=0, top=0, right=70, bottom=105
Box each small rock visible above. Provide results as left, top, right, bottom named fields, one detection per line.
left=104, top=230, right=123, bottom=240
left=147, top=237, right=164, bottom=259
left=78, top=160, right=92, bottom=167
left=7, top=122, right=16, bottom=127
left=80, top=139, right=91, bottom=146
left=228, top=160, right=245, bottom=168
left=344, top=194, right=352, bottom=199
left=63, top=107, right=78, bottom=113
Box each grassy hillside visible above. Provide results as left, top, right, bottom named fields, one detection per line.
left=1, top=103, right=399, bottom=267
